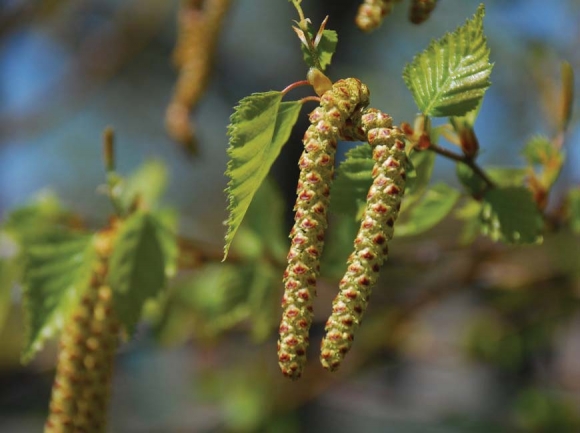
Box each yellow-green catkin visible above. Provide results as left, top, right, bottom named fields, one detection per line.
left=166, top=0, right=230, bottom=153
left=320, top=108, right=407, bottom=372
left=45, top=229, right=120, bottom=433
left=409, top=0, right=438, bottom=24
left=278, top=79, right=370, bottom=380
left=355, top=0, right=402, bottom=32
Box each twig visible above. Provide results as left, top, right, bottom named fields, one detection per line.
left=428, top=143, right=496, bottom=189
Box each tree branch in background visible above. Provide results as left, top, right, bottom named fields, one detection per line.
left=165, top=0, right=231, bottom=155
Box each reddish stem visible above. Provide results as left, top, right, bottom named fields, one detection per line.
left=282, top=80, right=310, bottom=95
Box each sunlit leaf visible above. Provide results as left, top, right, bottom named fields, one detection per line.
left=300, top=26, right=338, bottom=71
left=22, top=235, right=96, bottom=362
left=403, top=4, right=492, bottom=117
left=224, top=92, right=302, bottom=258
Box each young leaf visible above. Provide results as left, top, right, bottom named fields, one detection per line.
left=403, top=4, right=492, bottom=117
left=480, top=187, right=543, bottom=244
left=119, top=160, right=168, bottom=211
left=300, top=26, right=338, bottom=71
left=329, top=144, right=374, bottom=219
left=108, top=211, right=167, bottom=333
left=224, top=92, right=302, bottom=259
left=22, top=235, right=96, bottom=362
left=522, top=135, right=561, bottom=167
left=397, top=183, right=461, bottom=236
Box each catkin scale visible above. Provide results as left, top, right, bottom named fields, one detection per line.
left=409, top=0, right=438, bottom=24
left=320, top=108, right=407, bottom=372
left=45, top=232, right=120, bottom=433
left=278, top=79, right=370, bottom=380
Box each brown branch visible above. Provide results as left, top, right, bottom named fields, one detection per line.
left=428, top=143, right=496, bottom=189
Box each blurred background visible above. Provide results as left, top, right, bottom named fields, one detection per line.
left=1, top=0, right=580, bottom=431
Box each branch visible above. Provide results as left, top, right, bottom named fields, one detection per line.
left=428, top=143, right=496, bottom=189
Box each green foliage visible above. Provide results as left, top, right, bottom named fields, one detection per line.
left=403, top=151, right=436, bottom=207
left=481, top=187, right=543, bottom=244
left=118, top=160, right=168, bottom=212
left=457, top=163, right=527, bottom=196
left=22, top=234, right=96, bottom=362
left=569, top=188, right=580, bottom=234
left=513, top=389, right=580, bottom=432
left=224, top=92, right=302, bottom=258
left=403, top=4, right=492, bottom=117
left=300, top=25, right=338, bottom=71
left=0, top=257, right=19, bottom=334
left=397, top=183, right=460, bottom=237
left=522, top=135, right=563, bottom=187
left=108, top=211, right=169, bottom=334
left=2, top=191, right=76, bottom=247
left=330, top=144, right=374, bottom=219
left=233, top=178, right=288, bottom=263
left=156, top=261, right=278, bottom=344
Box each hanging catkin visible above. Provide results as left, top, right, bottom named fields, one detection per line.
left=166, top=0, right=230, bottom=153
left=409, top=0, right=438, bottom=24
left=320, top=108, right=407, bottom=371
left=278, top=78, right=370, bottom=380
left=45, top=230, right=120, bottom=433
left=355, top=0, right=402, bottom=32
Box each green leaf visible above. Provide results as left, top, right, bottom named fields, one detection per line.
left=118, top=160, right=168, bottom=211
left=480, top=187, right=543, bottom=244
left=568, top=188, right=580, bottom=234
left=152, top=209, right=179, bottom=279
left=22, top=234, right=96, bottom=362
left=522, top=135, right=561, bottom=166
left=456, top=162, right=487, bottom=196
left=224, top=93, right=302, bottom=259
left=3, top=191, right=75, bottom=247
left=404, top=150, right=436, bottom=201
left=397, top=183, right=461, bottom=237
left=235, top=178, right=288, bottom=263
left=455, top=200, right=484, bottom=245
left=330, top=144, right=374, bottom=219
left=300, top=26, right=338, bottom=71
left=403, top=4, right=493, bottom=117
left=0, top=257, right=20, bottom=335
left=108, top=211, right=167, bottom=333
left=487, top=167, right=528, bottom=187
left=457, top=163, right=526, bottom=196
left=450, top=98, right=484, bottom=129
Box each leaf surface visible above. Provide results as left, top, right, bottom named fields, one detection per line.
left=108, top=212, right=167, bottom=333
left=403, top=4, right=492, bottom=117
left=224, top=93, right=302, bottom=258
left=22, top=235, right=96, bottom=362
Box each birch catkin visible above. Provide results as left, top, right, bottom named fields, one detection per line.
left=278, top=78, right=370, bottom=380
left=320, top=108, right=407, bottom=371
left=409, top=0, right=438, bottom=24
left=355, top=0, right=401, bottom=32
left=45, top=231, right=120, bottom=433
